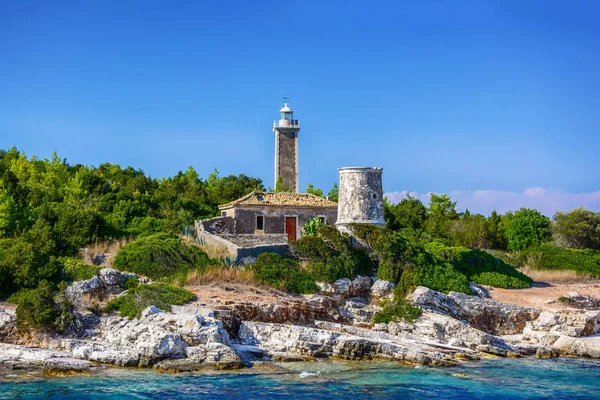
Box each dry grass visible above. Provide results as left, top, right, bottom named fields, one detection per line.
left=186, top=267, right=261, bottom=287
left=82, top=238, right=132, bottom=267
left=521, top=268, right=592, bottom=283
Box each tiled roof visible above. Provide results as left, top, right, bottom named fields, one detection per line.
left=219, top=192, right=338, bottom=209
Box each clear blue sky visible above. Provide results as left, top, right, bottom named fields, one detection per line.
left=1, top=1, right=599, bottom=213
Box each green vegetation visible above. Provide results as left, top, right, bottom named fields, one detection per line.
left=523, top=244, right=600, bottom=277
left=252, top=253, right=317, bottom=294
left=301, top=217, right=326, bottom=237
left=506, top=208, right=551, bottom=251
left=425, top=242, right=532, bottom=289
left=552, top=207, right=600, bottom=250
left=61, top=257, right=102, bottom=282
left=15, top=280, right=58, bottom=330
left=113, top=233, right=215, bottom=282
left=373, top=298, right=422, bottom=324
left=105, top=283, right=196, bottom=319
left=291, top=225, right=374, bottom=283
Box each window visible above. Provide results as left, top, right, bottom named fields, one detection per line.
left=318, top=216, right=326, bottom=224
left=221, top=211, right=227, bottom=217
left=256, top=215, right=264, bottom=230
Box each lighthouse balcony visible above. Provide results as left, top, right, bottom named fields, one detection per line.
left=274, top=119, right=300, bottom=129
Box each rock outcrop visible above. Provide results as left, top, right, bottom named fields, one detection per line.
left=316, top=276, right=372, bottom=298
left=370, top=279, right=396, bottom=299
left=238, top=320, right=458, bottom=366
left=62, top=306, right=241, bottom=370
left=65, top=268, right=149, bottom=311
left=0, top=343, right=96, bottom=375
left=0, top=308, right=16, bottom=341
left=411, top=286, right=540, bottom=335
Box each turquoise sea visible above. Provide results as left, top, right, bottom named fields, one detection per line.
left=1, top=358, right=599, bottom=399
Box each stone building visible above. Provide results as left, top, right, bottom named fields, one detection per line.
left=219, top=191, right=338, bottom=241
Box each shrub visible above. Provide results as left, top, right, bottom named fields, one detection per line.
left=105, top=283, right=195, bottom=319
left=61, top=257, right=102, bottom=282
left=525, top=244, right=600, bottom=277
left=507, top=208, right=551, bottom=251
left=291, top=226, right=374, bottom=283
left=15, top=280, right=58, bottom=330
left=373, top=298, right=422, bottom=324
left=301, top=217, right=326, bottom=237
left=425, top=242, right=532, bottom=289
left=252, top=253, right=317, bottom=294
left=113, top=233, right=215, bottom=281
left=125, top=276, right=140, bottom=289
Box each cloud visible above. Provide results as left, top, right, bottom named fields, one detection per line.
left=384, top=188, right=600, bottom=216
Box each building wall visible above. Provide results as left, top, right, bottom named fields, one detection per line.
left=274, top=128, right=299, bottom=192
left=232, top=206, right=338, bottom=237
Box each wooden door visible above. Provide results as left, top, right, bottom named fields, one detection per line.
left=285, top=217, right=297, bottom=241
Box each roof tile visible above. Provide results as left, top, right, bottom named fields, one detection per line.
left=219, top=192, right=337, bottom=209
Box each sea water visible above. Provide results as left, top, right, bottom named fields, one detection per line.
left=1, top=358, right=599, bottom=399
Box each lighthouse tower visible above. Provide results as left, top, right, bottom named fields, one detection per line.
left=273, top=99, right=300, bottom=192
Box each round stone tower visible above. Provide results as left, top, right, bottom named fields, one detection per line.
left=336, top=167, right=385, bottom=232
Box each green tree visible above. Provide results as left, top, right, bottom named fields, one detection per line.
left=384, top=194, right=428, bottom=235
left=507, top=208, right=551, bottom=251
left=306, top=183, right=324, bottom=197
left=425, top=194, right=458, bottom=239
left=449, top=214, right=492, bottom=249
left=327, top=183, right=339, bottom=202
left=552, top=207, right=600, bottom=250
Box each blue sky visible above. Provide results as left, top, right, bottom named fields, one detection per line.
left=1, top=1, right=599, bottom=215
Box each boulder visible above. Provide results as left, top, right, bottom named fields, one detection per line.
left=0, top=343, right=96, bottom=374
left=370, top=280, right=396, bottom=299
left=524, top=310, right=600, bottom=338
left=349, top=276, right=372, bottom=297
left=552, top=335, right=600, bottom=358
left=411, top=286, right=540, bottom=335
left=65, top=268, right=148, bottom=311
left=469, top=283, right=491, bottom=298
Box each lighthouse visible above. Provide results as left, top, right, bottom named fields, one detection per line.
left=273, top=99, right=300, bottom=192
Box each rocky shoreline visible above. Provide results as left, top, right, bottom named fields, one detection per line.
left=1, top=269, right=599, bottom=377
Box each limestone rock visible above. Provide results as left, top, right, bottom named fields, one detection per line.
left=469, top=283, right=491, bottom=298
left=411, top=286, right=540, bottom=335
left=0, top=308, right=16, bottom=341
left=552, top=335, right=600, bottom=358
left=0, top=343, right=95, bottom=373
left=523, top=310, right=600, bottom=341
left=370, top=280, right=396, bottom=299
left=536, top=347, right=560, bottom=358
left=350, top=276, right=372, bottom=297
left=65, top=268, right=148, bottom=311
left=316, top=278, right=352, bottom=295
left=238, top=321, right=458, bottom=366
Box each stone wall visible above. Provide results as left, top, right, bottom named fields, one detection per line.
left=196, top=216, right=234, bottom=234
left=232, top=206, right=338, bottom=236
left=195, top=229, right=289, bottom=264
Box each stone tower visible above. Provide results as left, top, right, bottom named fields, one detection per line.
left=336, top=167, right=385, bottom=232
left=273, top=100, right=300, bottom=192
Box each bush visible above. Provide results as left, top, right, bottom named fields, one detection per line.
left=425, top=242, right=532, bottom=289
left=301, top=217, right=326, bottom=237
left=113, top=233, right=215, bottom=281
left=252, top=253, right=317, bottom=294
left=105, top=283, right=196, bottom=319
left=61, top=257, right=102, bottom=282
left=291, top=226, right=374, bottom=283
left=15, top=280, right=58, bottom=330
left=507, top=208, right=551, bottom=251
left=373, top=298, right=422, bottom=324
left=525, top=244, right=600, bottom=277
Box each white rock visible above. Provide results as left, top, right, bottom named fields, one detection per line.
left=370, top=280, right=396, bottom=298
